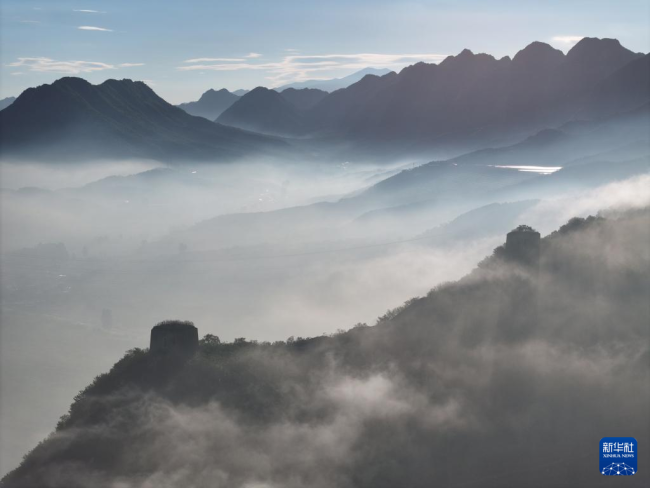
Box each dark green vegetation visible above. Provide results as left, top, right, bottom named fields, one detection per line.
left=0, top=78, right=287, bottom=162
left=3, top=209, right=649, bottom=488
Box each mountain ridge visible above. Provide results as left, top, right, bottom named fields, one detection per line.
left=0, top=77, right=288, bottom=162
left=177, top=88, right=240, bottom=120
left=3, top=209, right=648, bottom=487
left=215, top=38, right=648, bottom=146
left=275, top=67, right=393, bottom=92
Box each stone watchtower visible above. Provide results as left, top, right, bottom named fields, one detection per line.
left=500, top=225, right=541, bottom=337
left=150, top=320, right=199, bottom=356
left=505, top=225, right=541, bottom=269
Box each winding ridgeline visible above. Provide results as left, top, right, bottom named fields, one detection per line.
left=2, top=209, right=648, bottom=488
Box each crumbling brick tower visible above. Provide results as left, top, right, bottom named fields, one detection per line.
left=150, top=320, right=198, bottom=356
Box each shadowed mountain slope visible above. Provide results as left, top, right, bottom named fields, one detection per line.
left=177, top=88, right=240, bottom=120
left=166, top=103, right=649, bottom=253
left=217, top=87, right=305, bottom=136
left=576, top=53, right=650, bottom=119
left=215, top=38, right=646, bottom=147
left=0, top=78, right=287, bottom=162
left=280, top=88, right=328, bottom=111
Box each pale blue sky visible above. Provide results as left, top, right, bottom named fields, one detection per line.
left=1, top=0, right=648, bottom=104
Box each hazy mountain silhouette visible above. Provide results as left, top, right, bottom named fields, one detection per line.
left=232, top=89, right=250, bottom=96
left=217, top=72, right=400, bottom=138
left=576, top=53, right=650, bottom=119
left=177, top=88, right=239, bottom=120
left=562, top=37, right=641, bottom=91
left=3, top=209, right=648, bottom=488
left=0, top=96, right=15, bottom=111
left=217, top=87, right=306, bottom=136
left=3, top=38, right=646, bottom=162
left=331, top=37, right=644, bottom=140
left=276, top=67, right=393, bottom=92
left=215, top=38, right=646, bottom=148
left=177, top=103, right=649, bottom=252
left=222, top=70, right=400, bottom=140
left=0, top=78, right=287, bottom=161
left=280, top=88, right=328, bottom=111
left=310, top=71, right=399, bottom=129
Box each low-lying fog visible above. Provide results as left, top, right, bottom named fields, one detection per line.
left=0, top=158, right=412, bottom=252
left=1, top=154, right=649, bottom=476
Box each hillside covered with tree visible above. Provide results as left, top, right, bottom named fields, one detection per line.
left=2, top=209, right=649, bottom=488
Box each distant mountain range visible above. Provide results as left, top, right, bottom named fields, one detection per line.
left=217, top=87, right=329, bottom=136
left=176, top=67, right=385, bottom=122
left=0, top=96, right=15, bottom=111
left=166, top=102, right=649, bottom=252
left=176, top=88, right=240, bottom=120
left=0, top=78, right=287, bottom=161
left=279, top=87, right=328, bottom=111
left=1, top=38, right=647, bottom=162
left=216, top=38, right=648, bottom=145
left=217, top=87, right=305, bottom=136
left=275, top=67, right=392, bottom=92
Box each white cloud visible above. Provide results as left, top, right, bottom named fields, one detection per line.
left=73, top=9, right=106, bottom=14
left=7, top=58, right=115, bottom=74
left=183, top=57, right=244, bottom=63
left=246, top=53, right=262, bottom=58
left=7, top=58, right=145, bottom=74
left=520, top=174, right=650, bottom=234
left=10, top=72, right=24, bottom=76
left=551, top=35, right=584, bottom=45
left=78, top=26, right=112, bottom=32
left=177, top=52, right=447, bottom=85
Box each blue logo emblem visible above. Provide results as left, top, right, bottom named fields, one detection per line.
left=600, top=437, right=637, bottom=475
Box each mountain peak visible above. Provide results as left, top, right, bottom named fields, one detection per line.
left=198, top=88, right=233, bottom=102
left=51, top=76, right=93, bottom=89
left=513, top=41, right=565, bottom=67
left=217, top=85, right=303, bottom=136
left=355, top=67, right=392, bottom=76
left=276, top=67, right=392, bottom=92
left=177, top=88, right=239, bottom=120
left=440, top=48, right=499, bottom=68
left=563, top=37, right=642, bottom=86
left=244, top=86, right=282, bottom=101
left=249, top=86, right=273, bottom=94
left=1, top=77, right=283, bottom=161
left=566, top=37, right=633, bottom=61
